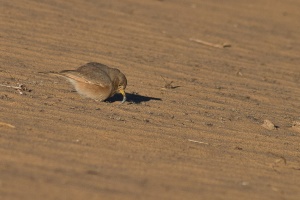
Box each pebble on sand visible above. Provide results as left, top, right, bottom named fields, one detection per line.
left=262, top=119, right=277, bottom=130
left=292, top=121, right=300, bottom=133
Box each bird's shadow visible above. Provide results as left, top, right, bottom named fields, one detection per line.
left=106, top=92, right=162, bottom=104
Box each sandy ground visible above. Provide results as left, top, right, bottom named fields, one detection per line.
left=1, top=0, right=300, bottom=199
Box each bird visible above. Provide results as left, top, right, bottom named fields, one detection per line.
left=48, top=62, right=127, bottom=103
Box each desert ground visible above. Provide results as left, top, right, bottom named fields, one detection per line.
left=1, top=0, right=300, bottom=199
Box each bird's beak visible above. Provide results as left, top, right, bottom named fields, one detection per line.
left=119, top=88, right=126, bottom=103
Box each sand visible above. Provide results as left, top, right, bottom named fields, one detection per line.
left=1, top=0, right=300, bottom=199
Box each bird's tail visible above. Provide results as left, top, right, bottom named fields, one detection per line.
left=38, top=71, right=66, bottom=77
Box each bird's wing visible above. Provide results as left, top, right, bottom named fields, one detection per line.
left=59, top=70, right=111, bottom=88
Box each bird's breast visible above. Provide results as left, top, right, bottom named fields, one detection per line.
left=68, top=78, right=112, bottom=101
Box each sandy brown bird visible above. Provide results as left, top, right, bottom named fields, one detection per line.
left=51, top=62, right=127, bottom=103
